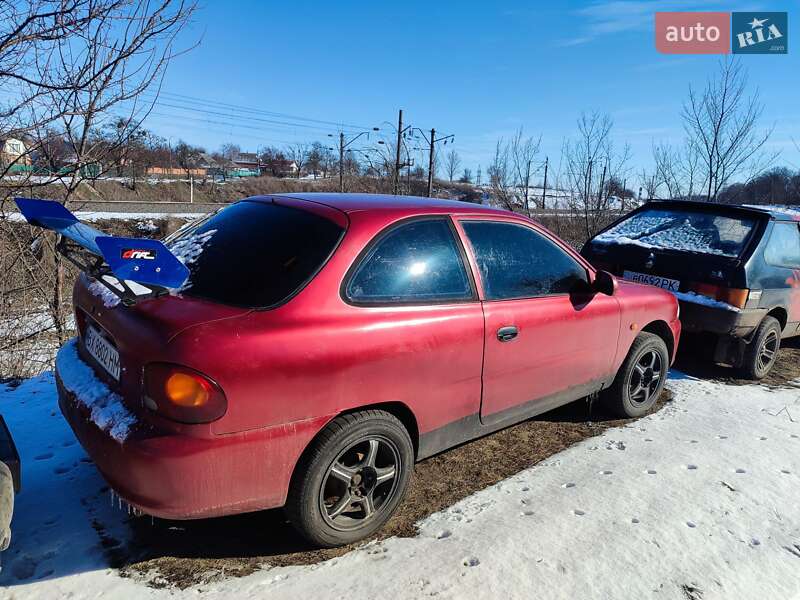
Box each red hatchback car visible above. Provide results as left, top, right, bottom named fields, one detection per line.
left=54, top=193, right=680, bottom=547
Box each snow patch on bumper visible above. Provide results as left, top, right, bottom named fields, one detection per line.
left=55, top=338, right=137, bottom=442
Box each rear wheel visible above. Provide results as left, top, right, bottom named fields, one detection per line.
left=285, top=410, right=413, bottom=548
left=602, top=332, right=669, bottom=418
left=740, top=316, right=781, bottom=380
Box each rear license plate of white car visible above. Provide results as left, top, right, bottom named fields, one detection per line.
left=84, top=325, right=120, bottom=380
left=623, top=270, right=680, bottom=292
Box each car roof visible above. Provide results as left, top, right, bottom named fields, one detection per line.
left=264, top=192, right=510, bottom=217
left=646, top=199, right=800, bottom=222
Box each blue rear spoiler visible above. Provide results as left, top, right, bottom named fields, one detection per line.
left=14, top=198, right=190, bottom=302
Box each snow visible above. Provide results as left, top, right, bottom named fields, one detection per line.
left=168, top=228, right=217, bottom=281
left=54, top=338, right=137, bottom=443
left=595, top=213, right=745, bottom=257
left=2, top=370, right=800, bottom=598
left=745, top=204, right=800, bottom=219
left=87, top=279, right=121, bottom=308
left=5, top=211, right=204, bottom=223
left=672, top=291, right=741, bottom=312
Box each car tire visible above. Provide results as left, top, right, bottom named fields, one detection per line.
left=602, top=332, right=669, bottom=418
left=740, top=316, right=781, bottom=380
left=285, top=410, right=414, bottom=548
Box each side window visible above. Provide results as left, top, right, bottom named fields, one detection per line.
left=764, top=223, right=800, bottom=269
left=346, top=219, right=473, bottom=303
left=462, top=221, right=588, bottom=300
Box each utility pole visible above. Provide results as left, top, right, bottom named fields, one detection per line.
left=338, top=132, right=345, bottom=193
left=393, top=109, right=403, bottom=195
left=585, top=159, right=593, bottom=204
left=597, top=162, right=607, bottom=207
left=330, top=127, right=379, bottom=193
left=524, top=159, right=532, bottom=216
left=427, top=127, right=435, bottom=197
left=541, top=157, right=548, bottom=210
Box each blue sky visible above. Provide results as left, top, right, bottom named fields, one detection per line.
left=149, top=1, right=800, bottom=184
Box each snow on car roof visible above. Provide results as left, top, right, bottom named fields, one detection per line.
left=743, top=204, right=800, bottom=221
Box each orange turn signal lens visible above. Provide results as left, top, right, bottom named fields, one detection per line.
left=165, top=372, right=210, bottom=407
left=145, top=363, right=227, bottom=424
left=688, top=283, right=749, bottom=309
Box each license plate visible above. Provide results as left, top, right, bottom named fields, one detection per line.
left=84, top=325, right=120, bottom=380
left=623, top=270, right=680, bottom=292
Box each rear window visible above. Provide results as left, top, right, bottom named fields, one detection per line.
left=167, top=201, right=344, bottom=307
left=594, top=207, right=756, bottom=258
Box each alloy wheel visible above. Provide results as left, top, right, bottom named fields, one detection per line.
left=757, top=329, right=779, bottom=374
left=628, top=349, right=663, bottom=406
left=319, top=436, right=401, bottom=531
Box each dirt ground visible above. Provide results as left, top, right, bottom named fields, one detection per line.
left=116, top=337, right=800, bottom=589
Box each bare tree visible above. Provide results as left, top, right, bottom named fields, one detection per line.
left=445, top=149, right=461, bottom=182
left=509, top=128, right=542, bottom=214
left=174, top=140, right=203, bottom=178
left=0, top=0, right=197, bottom=374
left=219, top=143, right=240, bottom=161
left=287, top=143, right=310, bottom=178
left=459, top=168, right=473, bottom=183
left=561, top=112, right=631, bottom=238
left=639, top=168, right=659, bottom=201
left=652, top=141, right=701, bottom=200
left=682, top=58, right=776, bottom=201
left=487, top=139, right=514, bottom=211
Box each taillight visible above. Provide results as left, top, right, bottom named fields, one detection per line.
left=687, top=283, right=749, bottom=309
left=144, top=363, right=227, bottom=424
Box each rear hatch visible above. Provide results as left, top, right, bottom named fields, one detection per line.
left=582, top=202, right=769, bottom=305
left=73, top=197, right=347, bottom=418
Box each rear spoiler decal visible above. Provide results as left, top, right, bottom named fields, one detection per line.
left=14, top=198, right=190, bottom=304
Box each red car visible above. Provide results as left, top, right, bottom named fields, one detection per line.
left=53, top=194, right=680, bottom=547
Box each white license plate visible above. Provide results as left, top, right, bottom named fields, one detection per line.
left=84, top=326, right=120, bottom=380
left=623, top=270, right=680, bottom=292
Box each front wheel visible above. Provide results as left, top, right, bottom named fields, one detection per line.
left=739, top=316, right=781, bottom=380
left=602, top=332, right=669, bottom=418
left=285, top=410, right=413, bottom=548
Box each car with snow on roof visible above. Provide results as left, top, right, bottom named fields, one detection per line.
left=16, top=194, right=680, bottom=547
left=582, top=200, right=800, bottom=379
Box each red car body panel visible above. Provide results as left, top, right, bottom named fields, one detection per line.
left=57, top=194, right=681, bottom=519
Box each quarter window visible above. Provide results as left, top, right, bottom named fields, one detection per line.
left=764, top=223, right=800, bottom=268
left=462, top=221, right=588, bottom=300
left=347, top=219, right=472, bottom=303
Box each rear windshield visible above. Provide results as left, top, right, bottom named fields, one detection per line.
left=594, top=207, right=757, bottom=258
left=167, top=201, right=344, bottom=308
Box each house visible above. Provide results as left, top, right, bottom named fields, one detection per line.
left=224, top=152, right=257, bottom=177
left=260, top=157, right=298, bottom=177
left=0, top=138, right=31, bottom=171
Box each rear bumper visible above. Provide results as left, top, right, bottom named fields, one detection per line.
left=56, top=369, right=331, bottom=520
left=678, top=301, right=765, bottom=338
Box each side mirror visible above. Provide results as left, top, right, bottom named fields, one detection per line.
left=593, top=270, right=618, bottom=296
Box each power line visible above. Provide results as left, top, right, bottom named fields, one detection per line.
left=141, top=90, right=373, bottom=132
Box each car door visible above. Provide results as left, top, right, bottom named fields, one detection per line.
left=762, top=221, right=800, bottom=332
left=457, top=218, right=622, bottom=424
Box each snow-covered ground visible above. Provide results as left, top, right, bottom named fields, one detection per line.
left=4, top=211, right=203, bottom=223
left=2, top=371, right=800, bottom=599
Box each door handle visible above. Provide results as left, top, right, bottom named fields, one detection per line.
left=497, top=326, right=519, bottom=342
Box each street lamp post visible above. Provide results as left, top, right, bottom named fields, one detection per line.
left=329, top=127, right=379, bottom=192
